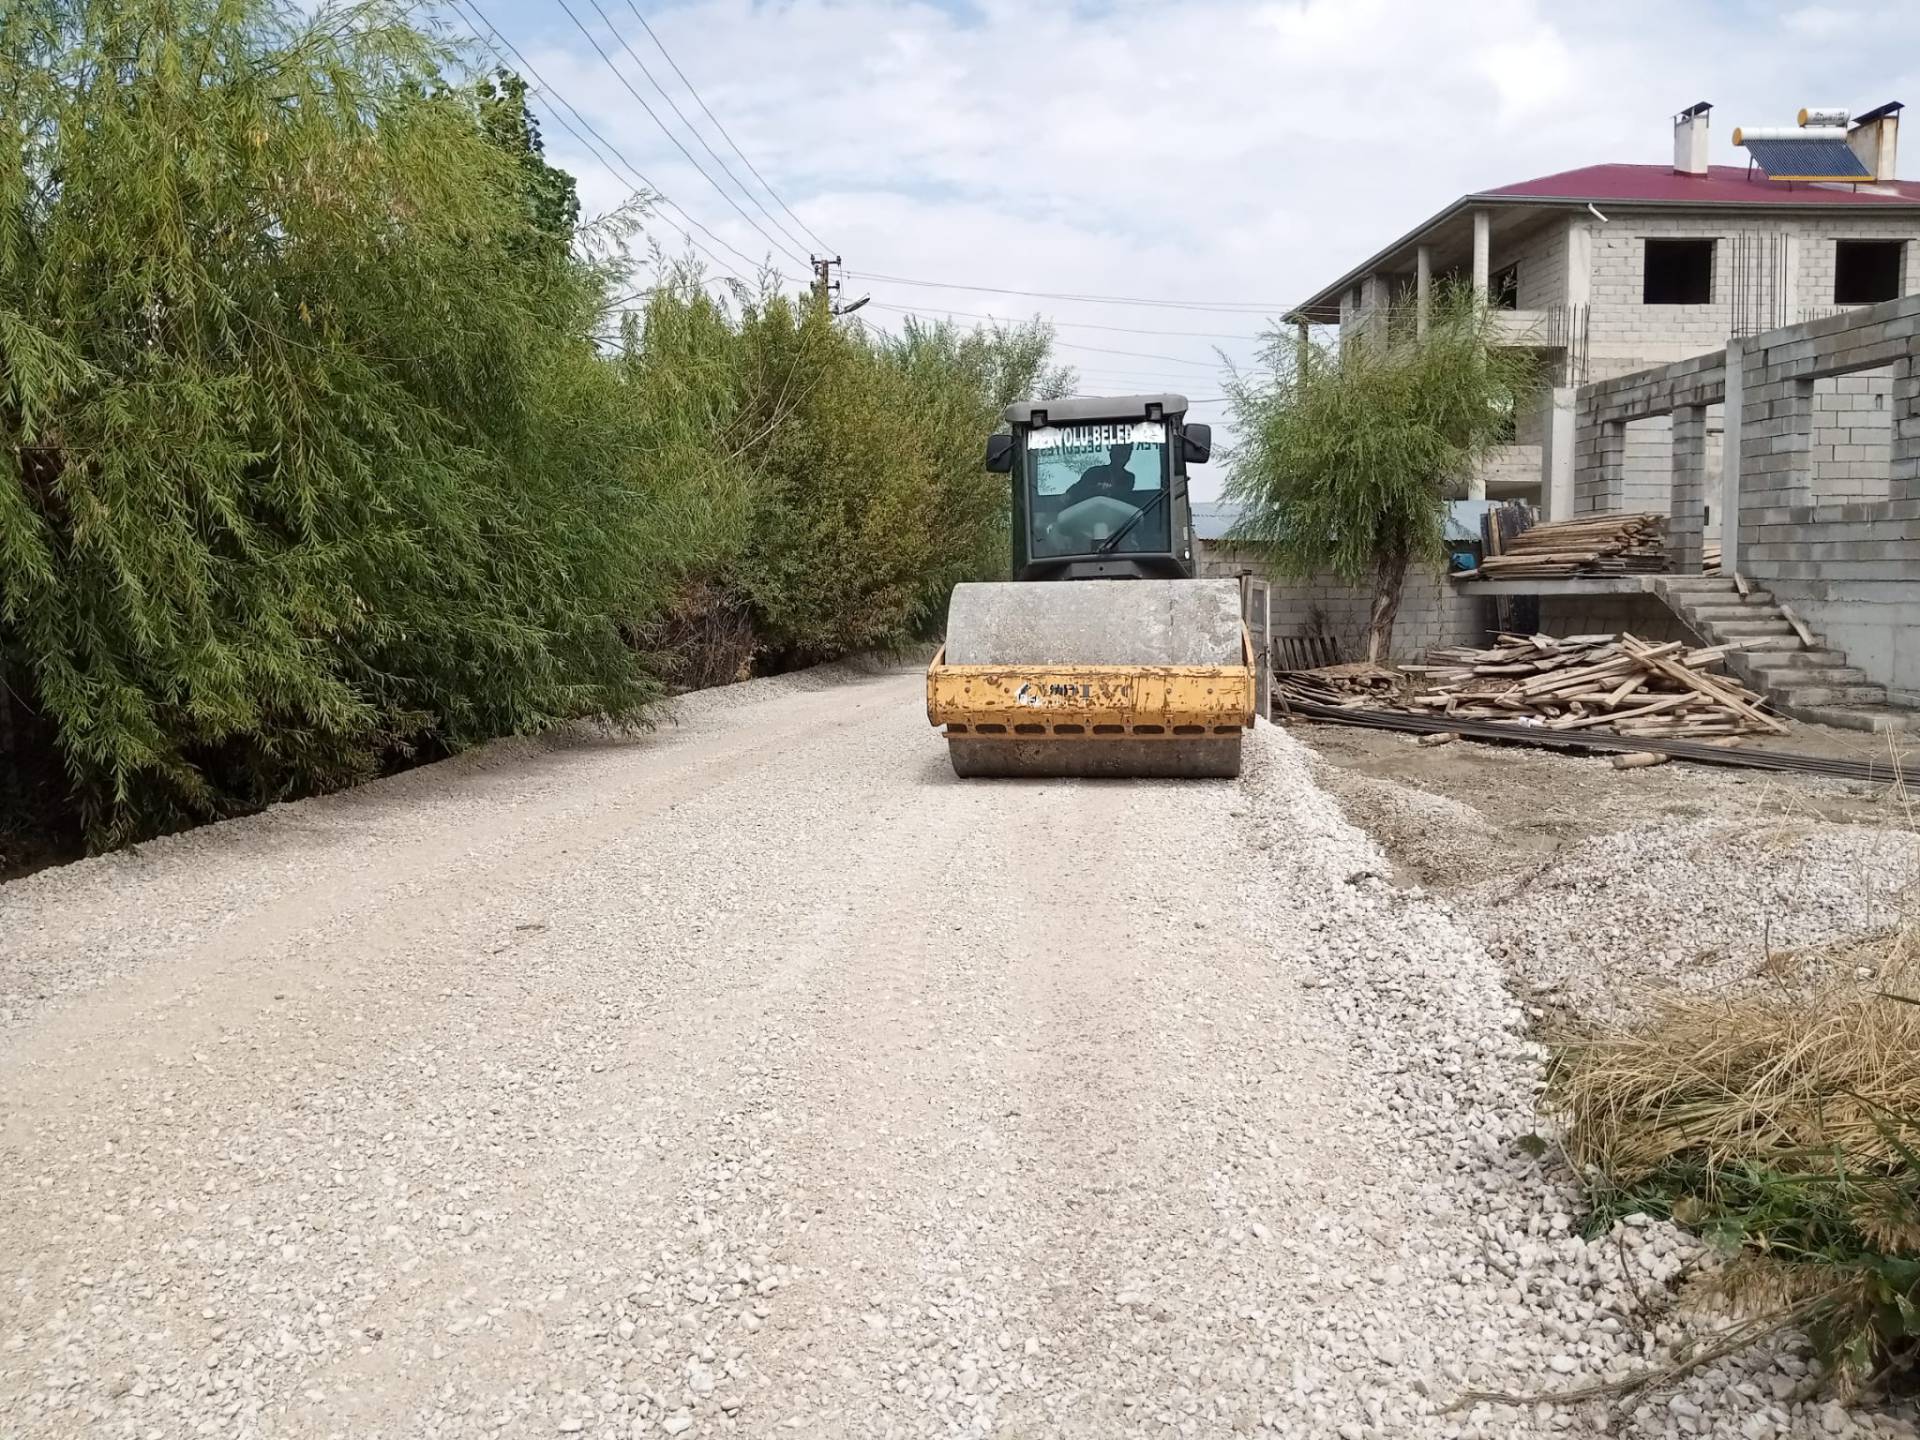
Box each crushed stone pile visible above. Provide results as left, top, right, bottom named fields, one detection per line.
left=1463, top=816, right=1920, bottom=1024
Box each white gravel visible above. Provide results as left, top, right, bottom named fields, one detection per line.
left=1466, top=816, right=1920, bottom=1024
left=2, top=666, right=1914, bottom=1439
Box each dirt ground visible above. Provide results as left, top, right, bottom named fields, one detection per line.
left=1288, top=715, right=1920, bottom=892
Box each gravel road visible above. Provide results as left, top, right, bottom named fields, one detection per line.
left=2, top=666, right=1912, bottom=1439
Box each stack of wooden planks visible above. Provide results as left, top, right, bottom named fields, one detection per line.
left=1462, top=511, right=1669, bottom=579
left=1269, top=661, right=1401, bottom=710
left=1703, top=541, right=1722, bottom=574
left=1276, top=632, right=1786, bottom=738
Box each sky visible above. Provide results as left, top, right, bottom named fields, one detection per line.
left=440, top=0, right=1920, bottom=496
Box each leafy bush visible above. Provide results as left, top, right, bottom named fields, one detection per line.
left=616, top=288, right=1067, bottom=671
left=1549, top=927, right=1920, bottom=1389
left=0, top=0, right=665, bottom=841
left=0, top=1, right=1063, bottom=849
left=1226, top=284, right=1538, bottom=661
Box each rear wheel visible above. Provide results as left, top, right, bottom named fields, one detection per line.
left=947, top=736, right=1242, bottom=779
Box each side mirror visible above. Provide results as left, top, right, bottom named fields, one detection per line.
left=984, top=433, right=1015, bottom=473
left=1181, top=423, right=1213, bottom=465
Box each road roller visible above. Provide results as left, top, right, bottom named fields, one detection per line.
left=926, top=393, right=1257, bottom=778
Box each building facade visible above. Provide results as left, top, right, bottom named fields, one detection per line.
left=1289, top=101, right=1920, bottom=528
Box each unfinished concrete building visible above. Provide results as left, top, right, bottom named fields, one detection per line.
left=1213, top=102, right=1920, bottom=729
left=1287, top=100, right=1920, bottom=526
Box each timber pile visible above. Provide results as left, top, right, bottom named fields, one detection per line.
left=1276, top=632, right=1787, bottom=738
left=1703, top=541, right=1722, bottom=574
left=1268, top=661, right=1401, bottom=709
left=1463, top=511, right=1669, bottom=579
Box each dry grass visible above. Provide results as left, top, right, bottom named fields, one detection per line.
left=1554, top=928, right=1920, bottom=1193
left=1548, top=924, right=1920, bottom=1389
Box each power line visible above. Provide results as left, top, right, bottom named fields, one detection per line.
left=866, top=305, right=1239, bottom=370
left=864, top=299, right=1261, bottom=343
left=618, top=0, right=834, bottom=257
left=557, top=0, right=812, bottom=269
left=1036, top=338, right=1226, bottom=371
left=449, top=0, right=784, bottom=285
left=845, top=269, right=1287, bottom=315
left=1071, top=370, right=1226, bottom=388
left=588, top=0, right=815, bottom=262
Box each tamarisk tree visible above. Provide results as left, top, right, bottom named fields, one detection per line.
left=1225, top=286, right=1538, bottom=663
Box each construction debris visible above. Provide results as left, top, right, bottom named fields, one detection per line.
left=1276, top=632, right=1787, bottom=739
left=1265, top=660, right=1399, bottom=708
left=1611, top=751, right=1672, bottom=770
left=1702, top=541, right=1722, bottom=574
left=1462, top=511, right=1668, bottom=580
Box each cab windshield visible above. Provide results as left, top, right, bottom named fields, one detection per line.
left=1025, top=420, right=1171, bottom=559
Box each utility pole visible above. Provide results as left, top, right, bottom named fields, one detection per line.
left=811, top=255, right=841, bottom=311
left=811, top=255, right=869, bottom=317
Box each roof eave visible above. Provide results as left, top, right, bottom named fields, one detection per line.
left=1288, top=192, right=1575, bottom=322
left=1288, top=185, right=1920, bottom=324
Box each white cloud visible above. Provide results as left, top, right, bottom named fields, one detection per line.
left=472, top=0, right=1920, bottom=493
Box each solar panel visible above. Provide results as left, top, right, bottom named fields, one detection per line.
left=1743, top=137, right=1871, bottom=180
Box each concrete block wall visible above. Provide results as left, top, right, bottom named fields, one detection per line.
left=1586, top=214, right=1920, bottom=384
left=1537, top=595, right=1697, bottom=645
left=1197, top=544, right=1491, bottom=661
left=1669, top=406, right=1709, bottom=574
left=1793, top=221, right=1920, bottom=313
left=1752, top=299, right=1920, bottom=704
left=1622, top=414, right=1673, bottom=512
left=1481, top=444, right=1543, bottom=496
left=1809, top=365, right=1894, bottom=500
left=1620, top=410, right=1725, bottom=531
left=1571, top=292, right=1920, bottom=704
left=1589, top=216, right=1746, bottom=370
left=1509, top=217, right=1570, bottom=312
left=1704, top=403, right=1725, bottom=540
left=1573, top=348, right=1726, bottom=514
left=1769, top=580, right=1920, bottom=707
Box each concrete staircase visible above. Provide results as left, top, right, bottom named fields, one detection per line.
left=1652, top=577, right=1920, bottom=733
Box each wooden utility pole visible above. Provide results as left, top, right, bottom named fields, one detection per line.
left=811, top=255, right=841, bottom=312
left=810, top=255, right=869, bottom=317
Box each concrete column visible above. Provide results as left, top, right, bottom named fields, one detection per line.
left=1669, top=405, right=1707, bottom=574
left=1540, top=386, right=1577, bottom=520
left=1415, top=244, right=1432, bottom=338
left=1565, top=220, right=1593, bottom=309
left=1889, top=348, right=1920, bottom=504
left=1778, top=232, right=1800, bottom=328
left=1471, top=210, right=1491, bottom=298
left=1720, top=338, right=1744, bottom=576
left=1595, top=420, right=1627, bottom=515
left=1359, top=273, right=1391, bottom=343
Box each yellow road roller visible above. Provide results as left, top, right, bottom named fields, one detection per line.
left=926, top=394, right=1257, bottom=778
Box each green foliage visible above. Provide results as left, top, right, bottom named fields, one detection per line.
left=477, top=69, right=582, bottom=257
left=0, top=0, right=1057, bottom=847
left=1224, top=285, right=1538, bottom=659
left=873, top=317, right=1073, bottom=627
left=1582, top=1130, right=1920, bottom=1387
left=625, top=293, right=1069, bottom=668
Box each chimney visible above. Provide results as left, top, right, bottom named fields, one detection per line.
left=1847, top=101, right=1903, bottom=181
left=1673, top=101, right=1712, bottom=176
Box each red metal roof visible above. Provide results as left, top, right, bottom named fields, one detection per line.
left=1484, top=162, right=1920, bottom=205
left=1291, top=162, right=1920, bottom=317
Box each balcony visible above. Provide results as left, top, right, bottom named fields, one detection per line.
left=1479, top=444, right=1542, bottom=497
left=1488, top=303, right=1590, bottom=385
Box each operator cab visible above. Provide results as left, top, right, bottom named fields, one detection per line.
left=985, top=393, right=1211, bottom=582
